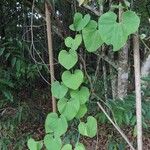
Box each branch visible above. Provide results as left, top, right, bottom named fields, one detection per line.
left=96, top=52, right=119, bottom=70
left=66, top=0, right=100, bottom=16
left=82, top=4, right=100, bottom=16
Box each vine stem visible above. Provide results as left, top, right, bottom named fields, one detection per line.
left=97, top=102, right=135, bottom=150
left=133, top=33, right=143, bottom=150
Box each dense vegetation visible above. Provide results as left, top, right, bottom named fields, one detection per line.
left=0, top=0, right=150, bottom=149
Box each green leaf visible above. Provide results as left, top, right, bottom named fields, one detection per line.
left=78, top=116, right=97, bottom=138
left=70, top=86, right=90, bottom=104
left=75, top=143, right=85, bottom=150
left=27, top=138, right=43, bottom=150
left=82, top=20, right=103, bottom=52
left=61, top=144, right=72, bottom=150
left=5, top=53, right=10, bottom=60
left=65, top=34, right=82, bottom=50
left=76, top=104, right=87, bottom=119
left=44, top=134, right=62, bottom=150
left=3, top=91, right=13, bottom=102
left=11, top=57, right=17, bottom=68
left=58, top=49, right=78, bottom=70
left=0, top=48, right=5, bottom=56
left=69, top=13, right=91, bottom=31
left=45, top=112, right=68, bottom=137
left=58, top=97, right=80, bottom=121
left=51, top=81, right=68, bottom=99
left=62, top=69, right=84, bottom=90
left=98, top=11, right=140, bottom=51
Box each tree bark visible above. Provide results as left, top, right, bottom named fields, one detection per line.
left=117, top=8, right=129, bottom=100
left=117, top=42, right=129, bottom=99
left=108, top=50, right=118, bottom=99
left=45, top=2, right=56, bottom=112
left=133, top=34, right=142, bottom=150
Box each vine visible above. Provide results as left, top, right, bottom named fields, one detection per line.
left=27, top=7, right=140, bottom=150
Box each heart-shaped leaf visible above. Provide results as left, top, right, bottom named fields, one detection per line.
left=58, top=49, right=78, bottom=70
left=70, top=86, right=90, bottom=104
left=45, top=113, right=68, bottom=137
left=62, top=69, right=84, bottom=90
left=82, top=20, right=103, bottom=52
left=58, top=97, right=80, bottom=121
left=78, top=116, right=97, bottom=138
left=69, top=13, right=91, bottom=31
left=75, top=143, right=85, bottom=150
left=76, top=104, right=87, bottom=119
left=27, top=138, right=43, bottom=150
left=44, top=134, right=62, bottom=150
left=98, top=11, right=140, bottom=51
left=61, top=144, right=72, bottom=150
left=51, top=81, right=68, bottom=99
left=65, top=34, right=82, bottom=51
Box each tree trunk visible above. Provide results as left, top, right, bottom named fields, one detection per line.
left=109, top=50, right=118, bottom=99
left=45, top=2, right=56, bottom=112
left=117, top=42, right=129, bottom=99
left=117, top=8, right=129, bottom=99
left=133, top=34, right=142, bottom=150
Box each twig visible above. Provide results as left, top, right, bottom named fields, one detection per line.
left=82, top=4, right=100, bottom=16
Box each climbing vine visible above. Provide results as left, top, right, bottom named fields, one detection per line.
left=27, top=7, right=140, bottom=150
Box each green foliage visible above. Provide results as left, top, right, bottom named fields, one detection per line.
left=76, top=104, right=87, bottom=119
left=62, top=70, right=84, bottom=90
left=78, top=116, right=97, bottom=138
left=0, top=76, right=14, bottom=102
left=107, top=139, right=126, bottom=150
left=58, top=49, right=78, bottom=70
left=70, top=86, right=90, bottom=104
left=44, top=134, right=62, bottom=150
left=0, top=38, right=44, bottom=105
left=57, top=98, right=80, bottom=121
left=96, top=98, right=135, bottom=126
left=65, top=34, right=82, bottom=51
left=61, top=144, right=72, bottom=150
left=45, top=113, right=68, bottom=136
left=82, top=20, right=103, bottom=52
left=69, top=13, right=91, bottom=31
left=75, top=143, right=86, bottom=150
left=51, top=81, right=68, bottom=99
left=98, top=11, right=140, bottom=51
left=69, top=11, right=140, bottom=52
left=27, top=138, right=43, bottom=150
left=27, top=9, right=141, bottom=149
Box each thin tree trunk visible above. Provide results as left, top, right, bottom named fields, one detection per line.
left=103, top=61, right=108, bottom=100
left=117, top=42, right=129, bottom=99
left=109, top=50, right=118, bottom=99
left=45, top=2, right=56, bottom=112
left=117, top=8, right=129, bottom=99
left=133, top=34, right=142, bottom=150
